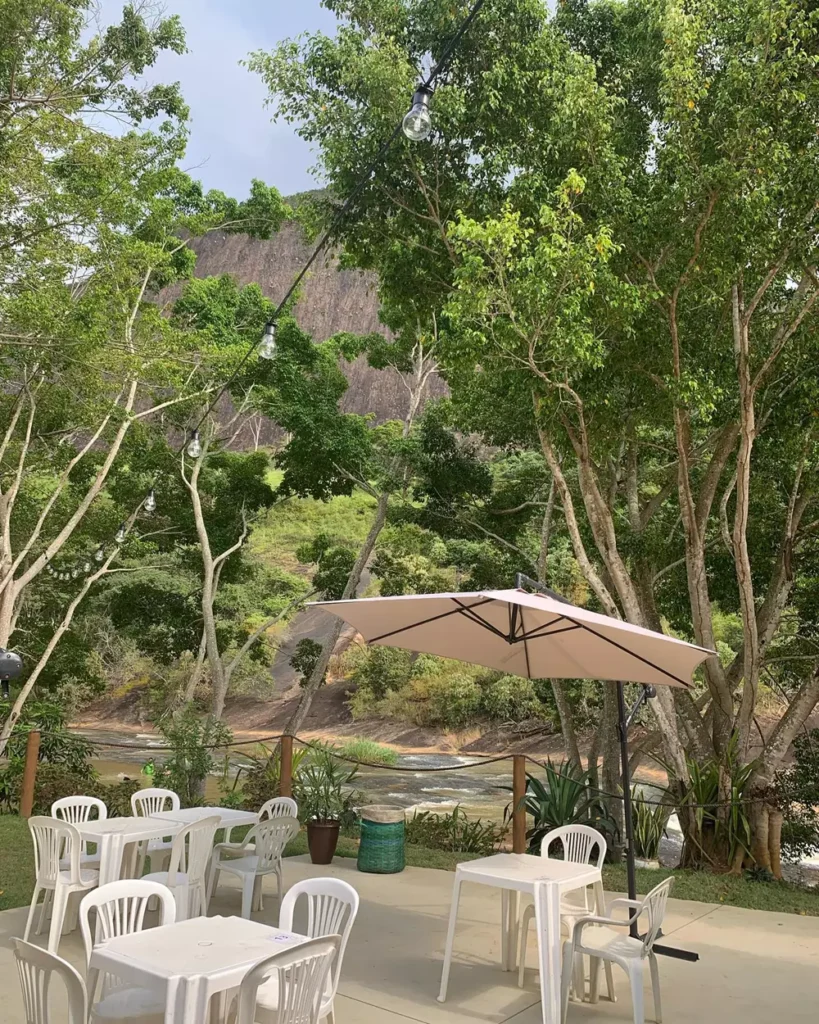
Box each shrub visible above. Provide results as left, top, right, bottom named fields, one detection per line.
left=22, top=763, right=140, bottom=817
left=480, top=674, right=543, bottom=722
left=405, top=806, right=507, bottom=854
left=426, top=673, right=483, bottom=729
left=337, top=738, right=398, bottom=766
left=149, top=705, right=232, bottom=807
left=0, top=699, right=97, bottom=813
left=776, top=729, right=819, bottom=862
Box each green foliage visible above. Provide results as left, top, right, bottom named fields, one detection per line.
left=26, top=765, right=140, bottom=819
left=425, top=672, right=483, bottom=730
left=632, top=794, right=672, bottom=861
left=230, top=743, right=311, bottom=811
left=404, top=806, right=507, bottom=855
left=297, top=743, right=361, bottom=825
left=679, top=736, right=755, bottom=869
left=290, top=639, right=325, bottom=688
left=337, top=738, right=398, bottom=766
left=297, top=534, right=356, bottom=600
left=524, top=760, right=617, bottom=853
left=0, top=700, right=96, bottom=812
left=149, top=705, right=232, bottom=808
left=776, top=730, right=819, bottom=863
left=481, top=675, right=544, bottom=723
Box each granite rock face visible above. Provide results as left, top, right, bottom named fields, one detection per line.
left=177, top=224, right=445, bottom=425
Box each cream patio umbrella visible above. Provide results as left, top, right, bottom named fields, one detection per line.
left=312, top=574, right=714, bottom=953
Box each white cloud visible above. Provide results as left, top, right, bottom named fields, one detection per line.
left=96, top=0, right=333, bottom=198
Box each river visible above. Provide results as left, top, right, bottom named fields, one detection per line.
left=84, top=729, right=516, bottom=821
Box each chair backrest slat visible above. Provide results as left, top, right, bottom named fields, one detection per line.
left=279, top=877, right=359, bottom=1004
left=13, top=938, right=87, bottom=1024
left=236, top=935, right=339, bottom=1024
left=130, top=787, right=180, bottom=817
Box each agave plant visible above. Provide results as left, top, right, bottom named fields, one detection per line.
left=631, top=791, right=672, bottom=860
left=523, top=759, right=617, bottom=853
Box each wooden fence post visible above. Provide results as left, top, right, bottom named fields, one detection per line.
left=20, top=729, right=40, bottom=818
left=512, top=754, right=526, bottom=854
left=280, top=734, right=293, bottom=798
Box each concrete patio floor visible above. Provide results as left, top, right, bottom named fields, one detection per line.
left=1, top=855, right=818, bottom=1023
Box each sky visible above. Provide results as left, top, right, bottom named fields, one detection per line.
left=99, top=0, right=337, bottom=199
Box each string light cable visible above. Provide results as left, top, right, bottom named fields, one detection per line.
left=183, top=0, right=488, bottom=454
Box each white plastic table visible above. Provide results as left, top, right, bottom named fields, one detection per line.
left=152, top=806, right=258, bottom=841
left=77, top=816, right=185, bottom=886
left=437, top=853, right=602, bottom=1024
left=89, top=914, right=307, bottom=1024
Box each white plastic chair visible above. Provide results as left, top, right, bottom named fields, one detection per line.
left=260, top=797, right=298, bottom=820
left=52, top=796, right=108, bottom=871
left=13, top=937, right=88, bottom=1024
left=236, top=935, right=340, bottom=1024
left=560, top=877, right=673, bottom=1024
left=220, top=796, right=300, bottom=857
left=142, top=815, right=219, bottom=920
left=254, top=878, right=359, bottom=1024
left=79, top=879, right=175, bottom=1023
left=23, top=817, right=99, bottom=953
left=208, top=817, right=299, bottom=918
left=519, top=825, right=613, bottom=1001
left=130, top=788, right=181, bottom=875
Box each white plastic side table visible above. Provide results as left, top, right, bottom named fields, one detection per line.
left=437, top=853, right=602, bottom=1024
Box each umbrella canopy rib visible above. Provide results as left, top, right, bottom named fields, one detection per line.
left=368, top=597, right=496, bottom=644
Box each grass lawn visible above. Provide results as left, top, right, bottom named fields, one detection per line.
left=3, top=813, right=818, bottom=917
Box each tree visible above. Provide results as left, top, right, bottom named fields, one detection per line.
left=252, top=316, right=439, bottom=736
left=0, top=3, right=287, bottom=754
left=255, top=0, right=819, bottom=869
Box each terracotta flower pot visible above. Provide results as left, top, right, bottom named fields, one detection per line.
left=307, top=820, right=341, bottom=864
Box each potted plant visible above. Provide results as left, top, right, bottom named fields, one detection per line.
left=298, top=746, right=360, bottom=864
left=632, top=792, right=672, bottom=868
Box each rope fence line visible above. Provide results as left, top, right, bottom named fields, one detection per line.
left=6, top=725, right=779, bottom=811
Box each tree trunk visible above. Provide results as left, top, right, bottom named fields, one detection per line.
left=184, top=628, right=209, bottom=702
left=768, top=809, right=783, bottom=880
left=749, top=800, right=772, bottom=873
left=600, top=682, right=625, bottom=860
left=284, top=491, right=390, bottom=737
left=550, top=679, right=581, bottom=765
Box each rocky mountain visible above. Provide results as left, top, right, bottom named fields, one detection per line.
left=181, top=222, right=445, bottom=423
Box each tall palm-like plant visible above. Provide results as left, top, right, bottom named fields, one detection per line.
left=523, top=759, right=616, bottom=853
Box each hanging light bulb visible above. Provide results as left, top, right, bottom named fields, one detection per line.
left=259, top=321, right=277, bottom=360
left=143, top=489, right=156, bottom=514
left=403, top=85, right=434, bottom=142
left=71, top=568, right=80, bottom=579
left=83, top=562, right=91, bottom=573
left=95, top=546, right=105, bottom=562
left=115, top=523, right=126, bottom=544
left=187, top=430, right=202, bottom=459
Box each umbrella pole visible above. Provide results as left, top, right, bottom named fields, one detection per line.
left=617, top=681, right=700, bottom=963
left=616, top=681, right=640, bottom=937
